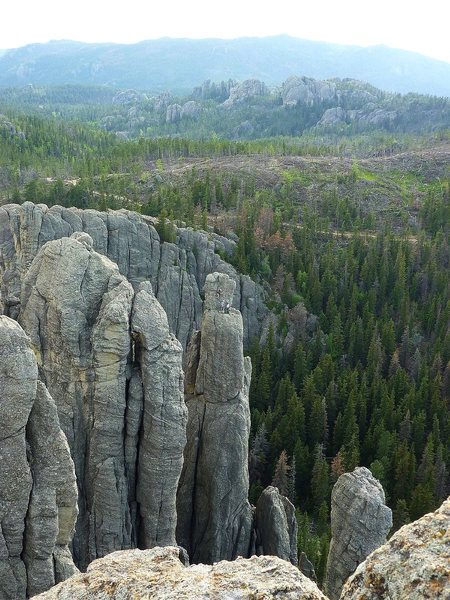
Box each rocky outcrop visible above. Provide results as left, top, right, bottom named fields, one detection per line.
left=0, top=316, right=78, bottom=599
left=192, top=79, right=235, bottom=102
left=222, top=79, right=267, bottom=107
left=0, top=114, right=25, bottom=140
left=316, top=106, right=397, bottom=128
left=33, top=546, right=328, bottom=599
left=317, top=107, right=347, bottom=126
left=166, top=101, right=201, bottom=122
left=0, top=202, right=267, bottom=350
left=281, top=76, right=336, bottom=106
left=166, top=103, right=182, bottom=123
left=17, top=233, right=187, bottom=570
left=112, top=90, right=147, bottom=105
left=181, top=100, right=201, bottom=119
left=324, top=467, right=392, bottom=600
left=254, top=486, right=298, bottom=566
left=176, top=272, right=253, bottom=564
left=340, top=498, right=450, bottom=600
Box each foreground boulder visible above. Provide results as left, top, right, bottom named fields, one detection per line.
left=324, top=467, right=392, bottom=600
left=0, top=316, right=78, bottom=599
left=32, top=546, right=328, bottom=599
left=176, top=272, right=253, bottom=563
left=18, top=233, right=187, bottom=569
left=340, top=497, right=450, bottom=599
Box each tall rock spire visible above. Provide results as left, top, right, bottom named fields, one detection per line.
left=176, top=272, right=253, bottom=563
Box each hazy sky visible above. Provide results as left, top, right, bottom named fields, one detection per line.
left=3, top=0, right=450, bottom=63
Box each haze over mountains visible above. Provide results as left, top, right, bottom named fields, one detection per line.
left=1, top=36, right=450, bottom=96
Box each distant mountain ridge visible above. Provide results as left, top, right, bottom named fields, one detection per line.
left=0, top=36, right=450, bottom=96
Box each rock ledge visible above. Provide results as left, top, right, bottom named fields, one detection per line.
left=33, top=546, right=327, bottom=599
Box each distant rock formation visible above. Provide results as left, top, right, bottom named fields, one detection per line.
left=192, top=79, right=235, bottom=102
left=166, top=101, right=201, bottom=122
left=317, top=106, right=347, bottom=126
left=0, top=114, right=25, bottom=140
left=166, top=103, right=182, bottom=123
left=181, top=100, right=201, bottom=119
left=222, top=79, right=267, bottom=107
left=0, top=316, right=78, bottom=599
left=0, top=202, right=267, bottom=350
left=317, top=106, right=397, bottom=128
left=254, top=486, right=298, bottom=566
left=33, top=546, right=328, bottom=599
left=281, top=76, right=336, bottom=106
left=112, top=89, right=147, bottom=105
left=324, top=467, right=392, bottom=600
left=18, top=233, right=187, bottom=570
left=340, top=497, right=450, bottom=599
left=176, top=272, right=253, bottom=563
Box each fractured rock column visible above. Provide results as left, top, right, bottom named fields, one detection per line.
left=254, top=486, right=298, bottom=566
left=324, top=466, right=392, bottom=600
left=19, top=233, right=135, bottom=569
left=176, top=272, right=253, bottom=564
left=131, top=282, right=187, bottom=548
left=17, top=232, right=188, bottom=571
left=0, top=316, right=77, bottom=599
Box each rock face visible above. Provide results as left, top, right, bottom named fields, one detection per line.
left=0, top=202, right=267, bottom=350
left=222, top=79, right=267, bottom=107
left=33, top=546, right=328, bottom=600
left=176, top=272, right=253, bottom=563
left=324, top=467, right=392, bottom=600
left=17, top=233, right=187, bottom=570
left=131, top=282, right=187, bottom=548
left=255, top=486, right=298, bottom=566
left=181, top=100, right=201, bottom=119
left=340, top=498, right=450, bottom=600
left=281, top=76, right=336, bottom=106
left=112, top=90, right=147, bottom=105
left=0, top=316, right=78, bottom=599
left=166, top=103, right=182, bottom=123
left=317, top=106, right=347, bottom=126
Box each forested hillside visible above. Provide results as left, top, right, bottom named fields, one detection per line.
left=0, top=88, right=448, bottom=584
left=1, top=36, right=450, bottom=95
left=1, top=78, right=449, bottom=142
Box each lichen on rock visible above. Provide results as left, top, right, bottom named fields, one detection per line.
left=32, top=546, right=328, bottom=599
left=340, top=497, right=450, bottom=600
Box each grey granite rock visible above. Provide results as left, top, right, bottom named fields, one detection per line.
left=281, top=76, right=336, bottom=106
left=33, top=546, right=328, bottom=600
left=19, top=233, right=135, bottom=568
left=324, top=467, right=392, bottom=600
left=18, top=234, right=187, bottom=570
left=181, top=100, right=201, bottom=119
left=166, top=103, right=183, bottom=123
left=317, top=107, right=347, bottom=126
left=0, top=202, right=267, bottom=350
left=131, top=281, right=187, bottom=548
left=255, top=486, right=298, bottom=566
left=0, top=316, right=77, bottom=599
left=222, top=79, right=267, bottom=107
left=340, top=497, right=450, bottom=600
left=176, top=272, right=253, bottom=563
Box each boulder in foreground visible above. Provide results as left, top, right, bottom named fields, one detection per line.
left=32, top=546, right=328, bottom=599
left=340, top=497, right=450, bottom=600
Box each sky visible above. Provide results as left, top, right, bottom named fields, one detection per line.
left=2, top=0, right=450, bottom=63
